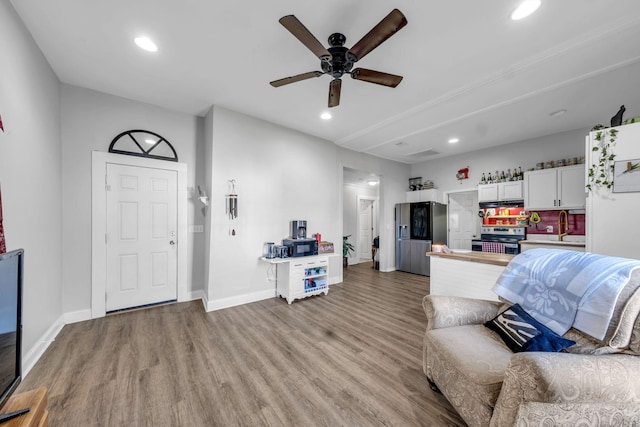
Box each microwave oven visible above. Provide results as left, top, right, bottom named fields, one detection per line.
left=282, top=238, right=318, bottom=257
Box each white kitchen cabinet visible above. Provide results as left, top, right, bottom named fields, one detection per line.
left=524, top=169, right=556, bottom=208
left=500, top=181, right=524, bottom=200
left=478, top=184, right=499, bottom=202
left=477, top=181, right=523, bottom=202
left=524, top=165, right=585, bottom=210
left=557, top=166, right=586, bottom=208
left=406, top=188, right=442, bottom=203
left=276, top=256, right=329, bottom=304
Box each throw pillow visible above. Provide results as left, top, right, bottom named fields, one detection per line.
left=485, top=304, right=576, bottom=353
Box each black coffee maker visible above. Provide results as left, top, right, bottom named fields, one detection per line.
left=290, top=220, right=307, bottom=239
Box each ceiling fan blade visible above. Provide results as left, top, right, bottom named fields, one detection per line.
left=270, top=71, right=323, bottom=87
left=346, top=9, right=407, bottom=62
left=351, top=68, right=403, bottom=87
left=279, top=15, right=332, bottom=62
left=328, top=79, right=342, bottom=108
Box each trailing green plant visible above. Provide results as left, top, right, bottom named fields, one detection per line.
left=343, top=235, right=355, bottom=258
left=586, top=128, right=617, bottom=191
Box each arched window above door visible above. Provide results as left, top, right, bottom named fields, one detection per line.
left=108, top=129, right=178, bottom=162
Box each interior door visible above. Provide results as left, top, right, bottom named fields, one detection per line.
left=105, top=163, right=178, bottom=312
left=358, top=199, right=373, bottom=262
left=448, top=191, right=479, bottom=250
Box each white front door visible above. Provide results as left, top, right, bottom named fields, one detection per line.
left=448, top=191, right=480, bottom=250
left=358, top=199, right=373, bottom=261
left=105, top=163, right=178, bottom=312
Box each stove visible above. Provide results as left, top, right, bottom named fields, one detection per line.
left=472, top=226, right=525, bottom=254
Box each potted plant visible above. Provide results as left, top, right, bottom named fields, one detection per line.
left=343, top=235, right=355, bottom=267
left=587, top=127, right=618, bottom=191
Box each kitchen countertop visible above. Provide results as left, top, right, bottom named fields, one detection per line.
left=519, top=239, right=585, bottom=247
left=427, top=251, right=515, bottom=267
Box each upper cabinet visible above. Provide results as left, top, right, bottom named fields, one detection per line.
left=500, top=181, right=524, bottom=201
left=406, top=188, right=443, bottom=203
left=478, top=181, right=524, bottom=202
left=524, top=165, right=585, bottom=210
left=478, top=184, right=499, bottom=202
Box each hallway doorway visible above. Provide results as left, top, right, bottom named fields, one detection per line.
left=343, top=168, right=380, bottom=266
left=447, top=190, right=480, bottom=250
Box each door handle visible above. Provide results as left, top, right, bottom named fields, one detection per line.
left=169, top=240, right=175, bottom=246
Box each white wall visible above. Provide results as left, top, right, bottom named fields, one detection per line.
left=205, top=106, right=340, bottom=305
left=0, top=2, right=63, bottom=355
left=60, top=85, right=203, bottom=313
left=201, top=107, right=214, bottom=304
left=411, top=128, right=588, bottom=194
left=586, top=122, right=640, bottom=259
left=201, top=107, right=412, bottom=307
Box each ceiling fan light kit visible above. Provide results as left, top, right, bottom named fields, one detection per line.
left=134, top=36, right=158, bottom=52
left=270, top=9, right=407, bottom=108
left=511, top=0, right=542, bottom=20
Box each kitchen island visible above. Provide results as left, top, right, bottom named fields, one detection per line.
left=427, top=251, right=515, bottom=301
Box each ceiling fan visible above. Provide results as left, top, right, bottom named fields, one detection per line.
left=270, top=9, right=407, bottom=108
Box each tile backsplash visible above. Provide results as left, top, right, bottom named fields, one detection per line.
left=526, top=210, right=585, bottom=235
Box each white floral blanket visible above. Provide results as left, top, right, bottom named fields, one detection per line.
left=492, top=248, right=640, bottom=339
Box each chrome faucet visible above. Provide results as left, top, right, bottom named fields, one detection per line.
left=558, top=210, right=569, bottom=241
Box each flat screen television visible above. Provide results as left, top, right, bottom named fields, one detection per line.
left=0, top=249, right=25, bottom=422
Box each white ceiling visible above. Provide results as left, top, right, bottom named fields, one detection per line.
left=11, top=0, right=640, bottom=164
left=343, top=167, right=380, bottom=189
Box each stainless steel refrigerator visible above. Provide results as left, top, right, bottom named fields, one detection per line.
left=395, top=202, right=447, bottom=276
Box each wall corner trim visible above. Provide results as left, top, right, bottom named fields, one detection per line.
left=204, top=289, right=275, bottom=312
left=22, top=315, right=65, bottom=379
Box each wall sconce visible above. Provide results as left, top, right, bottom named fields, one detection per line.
left=226, top=179, right=238, bottom=236
left=197, top=185, right=209, bottom=206
left=197, top=185, right=209, bottom=216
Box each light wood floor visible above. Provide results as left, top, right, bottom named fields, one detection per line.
left=19, top=263, right=465, bottom=426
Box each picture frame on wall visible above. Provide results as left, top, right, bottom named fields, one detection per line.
left=613, top=159, right=640, bottom=193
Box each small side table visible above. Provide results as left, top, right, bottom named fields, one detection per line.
left=0, top=387, right=48, bottom=427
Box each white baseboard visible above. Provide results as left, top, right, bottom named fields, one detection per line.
left=204, top=289, right=275, bottom=312
left=187, top=289, right=206, bottom=302
left=22, top=315, right=65, bottom=379
left=63, top=308, right=93, bottom=324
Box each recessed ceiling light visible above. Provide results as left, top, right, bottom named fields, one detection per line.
left=367, top=179, right=378, bottom=186
left=134, top=36, right=158, bottom=52
left=320, top=112, right=332, bottom=120
left=511, top=0, right=541, bottom=20
left=448, top=138, right=459, bottom=144
left=549, top=109, right=567, bottom=117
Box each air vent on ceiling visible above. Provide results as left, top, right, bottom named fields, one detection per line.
left=407, top=149, right=440, bottom=158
